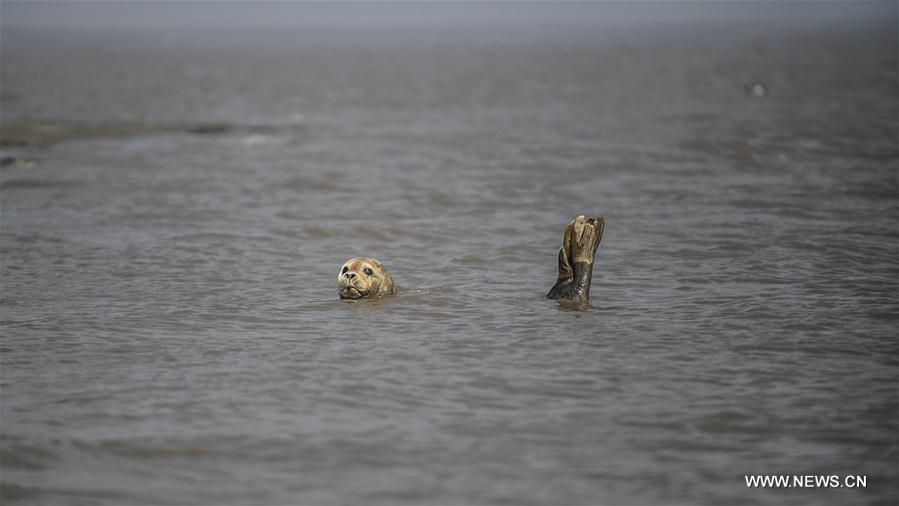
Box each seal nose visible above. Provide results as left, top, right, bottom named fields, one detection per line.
left=344, top=272, right=356, bottom=280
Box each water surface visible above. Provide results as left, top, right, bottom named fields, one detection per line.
left=1, top=3, right=897, bottom=505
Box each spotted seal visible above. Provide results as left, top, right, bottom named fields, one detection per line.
left=337, top=257, right=398, bottom=300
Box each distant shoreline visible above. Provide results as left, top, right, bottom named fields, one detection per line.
left=0, top=119, right=299, bottom=148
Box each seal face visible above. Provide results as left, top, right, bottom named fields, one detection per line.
left=337, top=257, right=398, bottom=300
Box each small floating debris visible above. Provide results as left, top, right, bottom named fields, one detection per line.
left=743, top=82, right=768, bottom=98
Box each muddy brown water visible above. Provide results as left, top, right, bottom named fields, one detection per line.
left=1, top=4, right=897, bottom=505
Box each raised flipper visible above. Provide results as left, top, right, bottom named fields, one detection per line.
left=546, top=215, right=604, bottom=302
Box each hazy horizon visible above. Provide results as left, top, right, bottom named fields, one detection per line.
left=2, top=1, right=894, bottom=32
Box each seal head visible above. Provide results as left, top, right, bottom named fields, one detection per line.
left=337, top=257, right=398, bottom=300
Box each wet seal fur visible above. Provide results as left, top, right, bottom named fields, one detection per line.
left=546, top=215, right=604, bottom=302
left=337, top=257, right=398, bottom=300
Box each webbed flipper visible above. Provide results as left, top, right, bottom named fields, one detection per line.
left=546, top=215, right=604, bottom=302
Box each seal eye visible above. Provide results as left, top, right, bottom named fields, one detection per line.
left=363, top=268, right=374, bottom=276
left=341, top=266, right=348, bottom=274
